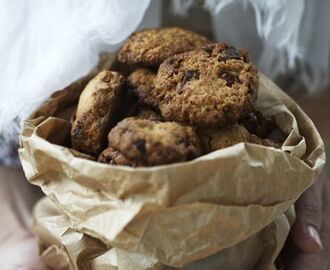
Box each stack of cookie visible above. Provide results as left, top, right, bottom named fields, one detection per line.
left=71, top=27, right=283, bottom=167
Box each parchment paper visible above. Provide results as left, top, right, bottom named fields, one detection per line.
left=19, top=73, right=325, bottom=270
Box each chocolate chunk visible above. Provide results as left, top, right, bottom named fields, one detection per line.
left=241, top=112, right=259, bottom=134
left=241, top=111, right=278, bottom=138
left=134, top=139, right=146, bottom=154
left=181, top=70, right=200, bottom=85
left=219, top=46, right=241, bottom=61
left=219, top=71, right=238, bottom=87
left=201, top=45, right=212, bottom=55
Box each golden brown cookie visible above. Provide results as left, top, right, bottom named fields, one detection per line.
left=135, top=106, right=162, bottom=121
left=71, top=70, right=125, bottom=156
left=118, top=27, right=210, bottom=67
left=155, top=43, right=259, bottom=128
left=108, top=117, right=201, bottom=166
left=200, top=124, right=281, bottom=153
left=97, top=146, right=143, bottom=167
left=127, top=68, right=157, bottom=107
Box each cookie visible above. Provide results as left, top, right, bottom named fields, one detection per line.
left=97, top=146, right=143, bottom=167
left=155, top=43, right=259, bottom=128
left=200, top=124, right=281, bottom=153
left=118, top=27, right=210, bottom=67
left=71, top=70, right=125, bottom=156
left=127, top=68, right=157, bottom=107
left=108, top=117, right=201, bottom=166
left=135, top=106, right=162, bottom=121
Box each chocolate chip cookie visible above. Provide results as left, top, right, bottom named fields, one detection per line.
left=71, top=70, right=125, bottom=156
left=118, top=27, right=210, bottom=67
left=155, top=43, right=259, bottom=128
left=98, top=146, right=143, bottom=167
left=108, top=117, right=201, bottom=166
left=200, top=124, right=281, bottom=153
left=127, top=68, right=157, bottom=107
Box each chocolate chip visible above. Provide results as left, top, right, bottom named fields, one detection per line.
left=218, top=46, right=241, bottom=61
left=219, top=71, right=238, bottom=87
left=181, top=70, right=200, bottom=85
left=241, top=112, right=259, bottom=134
left=134, top=139, right=146, bottom=154
left=201, top=45, right=212, bottom=55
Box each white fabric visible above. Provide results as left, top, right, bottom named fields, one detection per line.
left=0, top=0, right=330, bottom=165
left=0, top=0, right=152, bottom=143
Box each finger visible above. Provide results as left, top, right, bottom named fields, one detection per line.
left=292, top=174, right=324, bottom=253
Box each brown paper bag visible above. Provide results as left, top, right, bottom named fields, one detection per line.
left=33, top=197, right=295, bottom=270
left=19, top=72, right=325, bottom=270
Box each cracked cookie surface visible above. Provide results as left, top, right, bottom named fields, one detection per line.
left=155, top=43, right=259, bottom=128
left=118, top=27, right=210, bottom=67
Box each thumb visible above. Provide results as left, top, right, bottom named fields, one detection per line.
left=292, top=175, right=324, bottom=253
